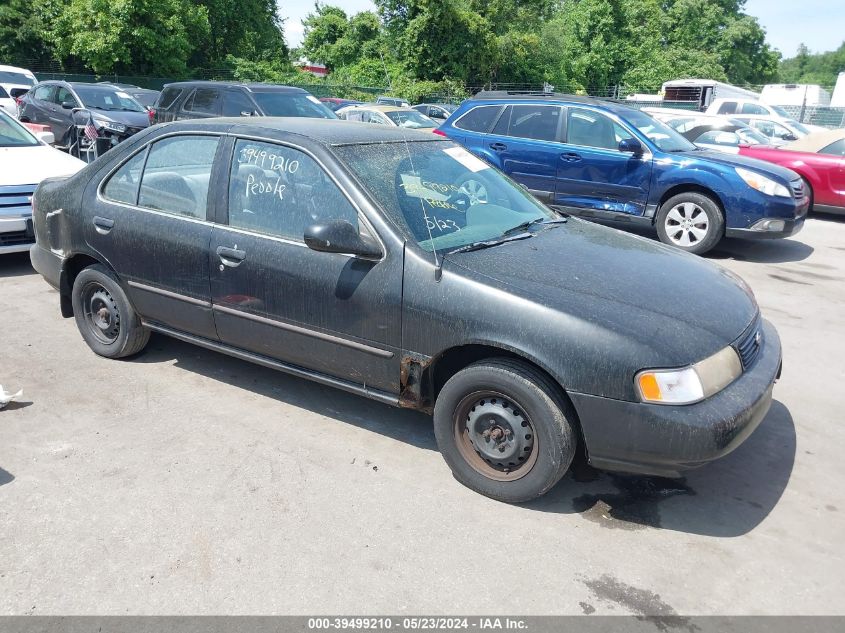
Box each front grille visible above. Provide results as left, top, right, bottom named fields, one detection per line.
left=0, top=229, right=33, bottom=247
left=734, top=316, right=762, bottom=370
left=790, top=179, right=805, bottom=200
left=0, top=184, right=36, bottom=213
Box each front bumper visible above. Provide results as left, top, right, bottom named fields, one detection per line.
left=570, top=318, right=782, bottom=478
left=726, top=194, right=809, bottom=240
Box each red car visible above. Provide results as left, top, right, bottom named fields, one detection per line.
left=739, top=130, right=845, bottom=215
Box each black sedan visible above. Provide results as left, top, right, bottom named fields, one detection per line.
left=29, top=118, right=782, bottom=502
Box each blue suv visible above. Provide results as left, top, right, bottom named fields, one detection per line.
left=437, top=92, right=809, bottom=254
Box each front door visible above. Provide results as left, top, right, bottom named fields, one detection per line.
left=209, top=138, right=402, bottom=395
left=555, top=107, right=652, bottom=216
left=87, top=133, right=222, bottom=339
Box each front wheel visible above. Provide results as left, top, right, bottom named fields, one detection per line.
left=655, top=192, right=724, bottom=255
left=433, top=358, right=577, bottom=503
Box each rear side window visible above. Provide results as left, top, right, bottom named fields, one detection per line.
left=102, top=149, right=148, bottom=205
left=820, top=139, right=845, bottom=156
left=0, top=86, right=8, bottom=98
left=222, top=90, right=255, bottom=117
left=156, top=87, right=183, bottom=110
left=453, top=105, right=503, bottom=133
left=492, top=105, right=561, bottom=142
left=138, top=135, right=219, bottom=219
left=717, top=102, right=737, bottom=115
left=184, top=89, right=220, bottom=115
left=228, top=139, right=358, bottom=241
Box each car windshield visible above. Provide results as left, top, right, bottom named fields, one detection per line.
left=0, top=111, right=39, bottom=147
left=335, top=140, right=558, bottom=253
left=252, top=93, right=337, bottom=118
left=385, top=110, right=436, bottom=129
left=74, top=86, right=146, bottom=112
left=624, top=109, right=697, bottom=152
left=0, top=71, right=36, bottom=86
left=788, top=119, right=811, bottom=135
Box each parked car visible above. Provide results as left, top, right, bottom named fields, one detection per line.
left=412, top=103, right=458, bottom=121
left=738, top=129, right=845, bottom=216
left=645, top=109, right=775, bottom=152
left=0, top=109, right=84, bottom=254
left=18, top=81, right=151, bottom=149
left=337, top=104, right=436, bottom=130
left=437, top=92, right=809, bottom=254
left=0, top=64, right=37, bottom=116
left=319, top=97, right=363, bottom=111
left=30, top=118, right=783, bottom=502
left=153, top=81, right=336, bottom=123
left=706, top=98, right=828, bottom=134
left=98, top=83, right=160, bottom=109
left=376, top=96, right=410, bottom=107
left=731, top=114, right=819, bottom=143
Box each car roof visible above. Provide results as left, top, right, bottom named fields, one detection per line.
left=784, top=128, right=845, bottom=153
left=161, top=81, right=308, bottom=94
left=347, top=104, right=413, bottom=113
left=467, top=91, right=633, bottom=114
left=158, top=117, right=446, bottom=146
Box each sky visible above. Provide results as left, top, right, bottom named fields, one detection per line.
left=279, top=0, right=844, bottom=58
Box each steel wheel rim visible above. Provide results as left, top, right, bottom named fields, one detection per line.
left=82, top=282, right=120, bottom=344
left=665, top=202, right=710, bottom=247
left=453, top=391, right=538, bottom=482
left=459, top=179, right=488, bottom=205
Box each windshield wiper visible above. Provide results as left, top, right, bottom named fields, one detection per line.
left=446, top=232, right=535, bottom=256
left=501, top=216, right=567, bottom=237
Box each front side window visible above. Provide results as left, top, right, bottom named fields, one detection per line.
left=335, top=140, right=557, bottom=253
left=156, top=87, right=183, bottom=110
left=741, top=102, right=768, bottom=115
left=229, top=139, right=358, bottom=241
left=102, top=149, right=148, bottom=204
left=185, top=89, right=220, bottom=115
left=138, top=135, right=219, bottom=219
left=717, top=102, right=738, bottom=114
left=453, top=105, right=503, bottom=133
left=567, top=108, right=620, bottom=150
left=222, top=90, right=255, bottom=117
left=55, top=87, right=77, bottom=107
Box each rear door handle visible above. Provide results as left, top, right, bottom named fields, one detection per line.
left=216, top=245, right=246, bottom=268
left=93, top=216, right=114, bottom=234
left=560, top=152, right=582, bottom=162
left=490, top=142, right=507, bottom=152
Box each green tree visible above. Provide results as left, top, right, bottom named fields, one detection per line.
left=780, top=42, right=845, bottom=87
left=0, top=0, right=59, bottom=66
left=193, top=0, right=288, bottom=67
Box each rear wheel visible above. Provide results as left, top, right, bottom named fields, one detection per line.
left=433, top=358, right=577, bottom=503
left=71, top=264, right=149, bottom=358
left=656, top=192, right=724, bottom=255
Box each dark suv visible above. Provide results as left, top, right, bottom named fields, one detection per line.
left=153, top=82, right=336, bottom=124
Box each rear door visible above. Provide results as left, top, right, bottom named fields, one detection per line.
left=88, top=133, right=223, bottom=339
left=555, top=107, right=652, bottom=216
left=482, top=104, right=563, bottom=203
left=209, top=137, right=402, bottom=395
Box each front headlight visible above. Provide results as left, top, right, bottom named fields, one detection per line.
left=97, top=120, right=127, bottom=134
left=636, top=346, right=742, bottom=405
left=735, top=167, right=791, bottom=198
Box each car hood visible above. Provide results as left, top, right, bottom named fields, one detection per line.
left=681, top=148, right=800, bottom=182
left=90, top=108, right=150, bottom=128
left=444, top=219, right=758, bottom=361
left=0, top=145, right=85, bottom=186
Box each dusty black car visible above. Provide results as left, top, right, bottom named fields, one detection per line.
left=30, top=118, right=782, bottom=502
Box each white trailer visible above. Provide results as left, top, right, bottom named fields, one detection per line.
left=660, top=79, right=760, bottom=110
left=831, top=72, right=845, bottom=107
left=761, top=84, right=831, bottom=107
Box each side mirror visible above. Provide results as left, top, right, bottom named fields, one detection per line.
left=36, top=130, right=55, bottom=144
left=618, top=138, right=644, bottom=154
left=782, top=133, right=797, bottom=141
left=240, top=111, right=255, bottom=117
left=61, top=101, right=76, bottom=109
left=304, top=219, right=382, bottom=259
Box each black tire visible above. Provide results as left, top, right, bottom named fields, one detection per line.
left=71, top=264, right=149, bottom=358
left=801, top=178, right=814, bottom=213
left=433, top=358, right=577, bottom=503
left=655, top=191, right=724, bottom=255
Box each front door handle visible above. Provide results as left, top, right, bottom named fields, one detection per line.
left=93, top=216, right=114, bottom=234
left=216, top=245, right=246, bottom=268
left=560, top=152, right=582, bottom=162
left=489, top=142, right=507, bottom=152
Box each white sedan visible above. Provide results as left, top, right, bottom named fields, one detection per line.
left=1, top=110, right=85, bottom=254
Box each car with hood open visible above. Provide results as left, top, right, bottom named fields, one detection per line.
left=29, top=118, right=782, bottom=503
left=436, top=92, right=810, bottom=254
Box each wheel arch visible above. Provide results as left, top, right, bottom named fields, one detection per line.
left=59, top=252, right=118, bottom=317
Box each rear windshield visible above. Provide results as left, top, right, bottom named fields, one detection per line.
left=0, top=71, right=36, bottom=86
left=0, top=111, right=39, bottom=147
left=74, top=86, right=146, bottom=112
left=251, top=92, right=336, bottom=118
left=335, top=140, right=557, bottom=253
left=384, top=110, right=435, bottom=129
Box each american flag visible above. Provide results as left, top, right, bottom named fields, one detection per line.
left=83, top=112, right=98, bottom=141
